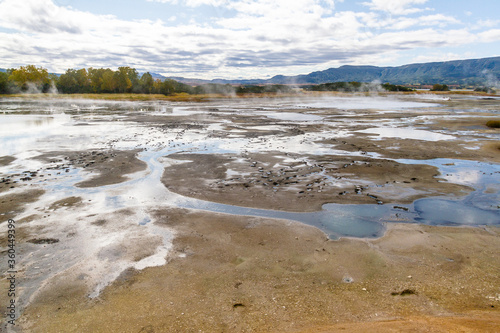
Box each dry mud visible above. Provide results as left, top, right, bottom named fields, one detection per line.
left=0, top=93, right=499, bottom=332
left=162, top=152, right=471, bottom=212
left=18, top=210, right=500, bottom=332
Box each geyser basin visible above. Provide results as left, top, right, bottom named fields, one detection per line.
left=1, top=97, right=498, bottom=239
left=0, top=96, right=499, bottom=312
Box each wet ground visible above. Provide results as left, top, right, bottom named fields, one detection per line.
left=0, top=93, right=499, bottom=332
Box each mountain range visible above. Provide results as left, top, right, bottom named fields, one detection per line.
left=2, top=56, right=499, bottom=86
left=166, top=56, right=500, bottom=86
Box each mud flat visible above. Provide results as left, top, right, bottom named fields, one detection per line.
left=161, top=152, right=472, bottom=212
left=35, top=149, right=147, bottom=188
left=17, top=210, right=500, bottom=332
left=0, top=94, right=499, bottom=332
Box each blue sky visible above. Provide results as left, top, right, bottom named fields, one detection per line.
left=0, top=0, right=499, bottom=79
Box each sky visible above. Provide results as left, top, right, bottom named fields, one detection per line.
left=0, top=0, right=499, bottom=79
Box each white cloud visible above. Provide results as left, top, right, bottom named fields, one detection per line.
left=0, top=0, right=497, bottom=79
left=410, top=52, right=476, bottom=64
left=479, top=29, right=500, bottom=42
left=419, top=14, right=460, bottom=26
left=0, top=0, right=233, bottom=73
left=362, top=0, right=429, bottom=15
left=389, top=14, right=460, bottom=30
left=0, top=0, right=87, bottom=33
left=473, top=19, right=500, bottom=30
left=371, top=28, right=476, bottom=48
left=147, top=0, right=228, bottom=6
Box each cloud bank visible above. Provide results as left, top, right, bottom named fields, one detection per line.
left=0, top=0, right=499, bottom=79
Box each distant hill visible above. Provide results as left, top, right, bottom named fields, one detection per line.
left=166, top=56, right=500, bottom=86
left=163, top=76, right=264, bottom=85
left=165, top=76, right=211, bottom=85
left=148, top=72, right=167, bottom=80
left=266, top=57, right=500, bottom=85
left=3, top=56, right=500, bottom=86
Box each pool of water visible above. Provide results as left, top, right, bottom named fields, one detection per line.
left=175, top=157, right=499, bottom=238
left=357, top=127, right=456, bottom=141
left=297, top=95, right=441, bottom=110
left=255, top=110, right=323, bottom=121
left=0, top=96, right=499, bottom=308
left=26, top=142, right=497, bottom=239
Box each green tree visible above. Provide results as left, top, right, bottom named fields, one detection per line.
left=140, top=72, right=154, bottom=94
left=115, top=68, right=131, bottom=93
left=75, top=68, right=90, bottom=92
left=431, top=84, right=449, bottom=91
left=128, top=68, right=140, bottom=93
left=57, top=69, right=89, bottom=93
left=382, top=83, right=414, bottom=92
left=57, top=69, right=79, bottom=93
left=0, top=71, right=9, bottom=94
left=160, top=79, right=176, bottom=95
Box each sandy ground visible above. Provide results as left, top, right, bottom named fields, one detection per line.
left=0, top=94, right=499, bottom=332
left=17, top=210, right=500, bottom=332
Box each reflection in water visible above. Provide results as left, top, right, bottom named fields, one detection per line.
left=46, top=144, right=498, bottom=239
left=357, top=127, right=456, bottom=141
left=0, top=114, right=57, bottom=132
left=297, top=96, right=441, bottom=110
left=178, top=198, right=387, bottom=238
left=414, top=199, right=499, bottom=225
left=256, top=111, right=323, bottom=121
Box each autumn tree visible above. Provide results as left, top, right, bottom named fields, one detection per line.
left=115, top=67, right=139, bottom=93
left=153, top=79, right=163, bottom=94
left=3, top=64, right=194, bottom=95
left=8, top=65, right=50, bottom=92
left=88, top=68, right=106, bottom=93
left=100, top=69, right=117, bottom=92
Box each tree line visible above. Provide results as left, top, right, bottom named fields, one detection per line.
left=0, top=65, right=417, bottom=96
left=0, top=65, right=196, bottom=95
left=0, top=65, right=299, bottom=95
